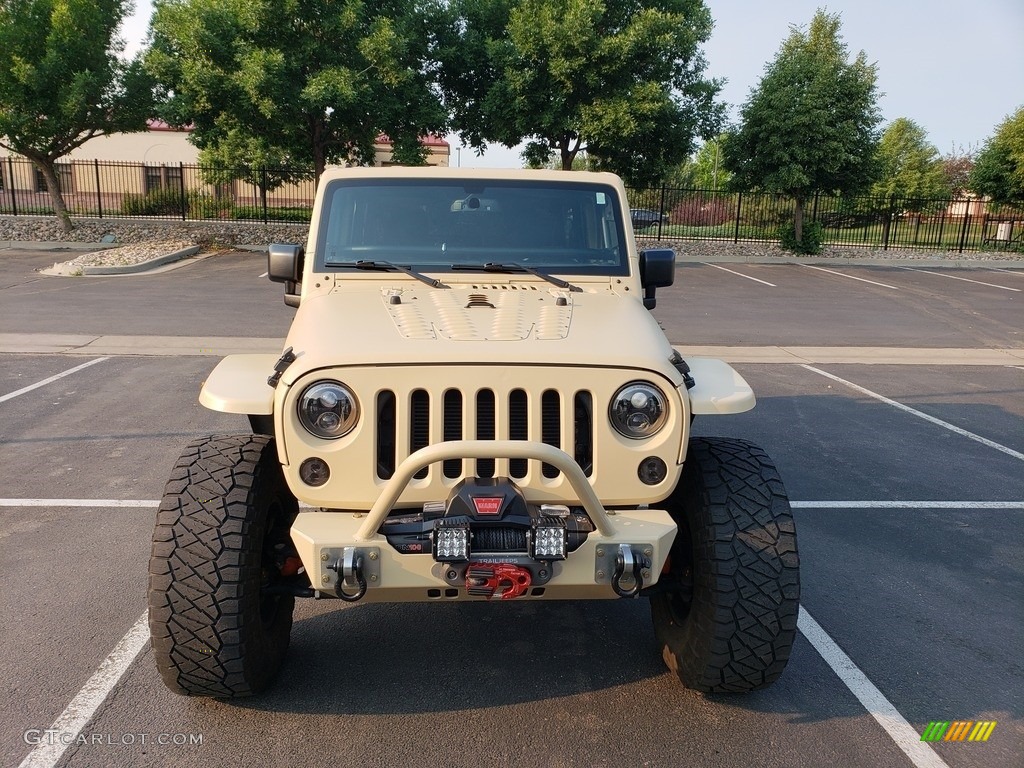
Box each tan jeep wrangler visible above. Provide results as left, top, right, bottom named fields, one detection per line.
left=148, top=167, right=799, bottom=698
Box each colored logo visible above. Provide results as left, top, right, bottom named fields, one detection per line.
left=472, top=497, right=503, bottom=515
left=921, top=721, right=997, bottom=742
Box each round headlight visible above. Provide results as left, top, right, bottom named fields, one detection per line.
left=609, top=381, right=668, bottom=439
left=297, top=381, right=359, bottom=439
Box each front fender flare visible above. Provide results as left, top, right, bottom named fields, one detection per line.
left=684, top=358, right=756, bottom=415
left=199, top=354, right=277, bottom=415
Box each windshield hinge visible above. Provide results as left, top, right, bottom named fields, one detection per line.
left=267, top=346, right=297, bottom=388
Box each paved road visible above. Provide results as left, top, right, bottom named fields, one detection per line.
left=1, top=251, right=1021, bottom=768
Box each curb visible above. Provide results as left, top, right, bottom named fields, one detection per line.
left=80, top=245, right=202, bottom=275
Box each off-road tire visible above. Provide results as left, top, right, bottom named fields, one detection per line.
left=149, top=435, right=298, bottom=698
left=651, top=437, right=799, bottom=693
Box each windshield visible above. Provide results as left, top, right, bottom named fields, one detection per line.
left=315, top=179, right=629, bottom=276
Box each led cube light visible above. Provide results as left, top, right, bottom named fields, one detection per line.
left=529, top=520, right=567, bottom=561
left=432, top=523, right=471, bottom=562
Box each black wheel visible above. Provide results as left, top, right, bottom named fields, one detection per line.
left=651, top=437, right=800, bottom=693
left=148, top=435, right=298, bottom=698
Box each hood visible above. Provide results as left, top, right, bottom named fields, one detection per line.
left=280, top=282, right=677, bottom=386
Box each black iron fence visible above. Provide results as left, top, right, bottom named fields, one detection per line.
left=0, top=157, right=316, bottom=224
left=1, top=156, right=1021, bottom=251
left=625, top=187, right=1024, bottom=252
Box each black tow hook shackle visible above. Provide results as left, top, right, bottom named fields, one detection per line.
left=330, top=548, right=368, bottom=602
left=611, top=544, right=651, bottom=598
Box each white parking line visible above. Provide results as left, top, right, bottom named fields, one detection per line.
left=798, top=608, right=949, bottom=768
left=791, top=500, right=1024, bottom=509
left=898, top=267, right=1021, bottom=292
left=801, top=364, right=1024, bottom=462
left=4, top=498, right=1022, bottom=510
left=989, top=268, right=1024, bottom=277
left=796, top=263, right=900, bottom=290
left=17, top=612, right=150, bottom=768
left=258, top=271, right=268, bottom=278
left=0, top=357, right=109, bottom=404
left=700, top=262, right=777, bottom=287
left=0, top=498, right=159, bottom=507
left=11, top=511, right=955, bottom=768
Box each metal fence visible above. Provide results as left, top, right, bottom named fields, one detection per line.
left=0, top=157, right=317, bottom=224
left=625, top=186, right=1024, bottom=252
left=1, top=156, right=1021, bottom=251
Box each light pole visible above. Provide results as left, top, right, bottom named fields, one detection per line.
left=456, top=146, right=461, bottom=167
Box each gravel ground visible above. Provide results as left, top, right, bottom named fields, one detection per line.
left=61, top=240, right=195, bottom=267
left=19, top=232, right=1024, bottom=278
left=42, top=240, right=198, bottom=276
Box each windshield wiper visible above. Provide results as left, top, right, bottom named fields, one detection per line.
left=331, top=260, right=448, bottom=288
left=450, top=262, right=581, bottom=292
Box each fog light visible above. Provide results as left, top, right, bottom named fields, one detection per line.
left=299, top=457, right=330, bottom=486
left=638, top=456, right=667, bottom=485
left=432, top=523, right=471, bottom=562
left=529, top=519, right=567, bottom=561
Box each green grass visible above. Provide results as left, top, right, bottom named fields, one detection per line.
left=633, top=217, right=1011, bottom=251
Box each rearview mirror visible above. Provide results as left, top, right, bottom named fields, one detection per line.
left=268, top=243, right=304, bottom=307
left=639, top=248, right=675, bottom=310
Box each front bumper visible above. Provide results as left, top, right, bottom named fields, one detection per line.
left=290, top=440, right=677, bottom=601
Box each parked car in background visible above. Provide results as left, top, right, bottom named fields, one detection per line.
left=630, top=208, right=664, bottom=230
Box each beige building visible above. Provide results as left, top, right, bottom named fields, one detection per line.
left=0, top=122, right=449, bottom=213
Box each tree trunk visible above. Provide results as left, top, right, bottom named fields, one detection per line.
left=793, top=196, right=805, bottom=245
left=34, top=158, right=74, bottom=233
left=313, top=147, right=326, bottom=188
left=560, top=134, right=580, bottom=170
left=311, top=116, right=326, bottom=187
left=560, top=144, right=577, bottom=171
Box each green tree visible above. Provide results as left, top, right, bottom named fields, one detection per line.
left=688, top=136, right=731, bottom=190
left=525, top=150, right=600, bottom=172
left=722, top=10, right=881, bottom=250
left=0, top=0, right=153, bottom=232
left=970, top=106, right=1024, bottom=204
left=434, top=0, right=723, bottom=187
left=940, top=144, right=975, bottom=197
left=868, top=118, right=949, bottom=247
left=659, top=135, right=731, bottom=190
left=871, top=118, right=950, bottom=205
left=197, top=127, right=311, bottom=211
left=146, top=0, right=446, bottom=183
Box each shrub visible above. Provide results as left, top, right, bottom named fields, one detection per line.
left=230, top=205, right=313, bottom=223
left=779, top=221, right=824, bottom=254
left=669, top=194, right=733, bottom=226
left=120, top=187, right=184, bottom=216
left=188, top=193, right=232, bottom=219
left=119, top=188, right=232, bottom=218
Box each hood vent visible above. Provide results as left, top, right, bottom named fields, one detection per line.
left=466, top=294, right=495, bottom=309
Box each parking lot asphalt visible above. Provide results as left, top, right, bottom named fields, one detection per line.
left=1, top=251, right=1022, bottom=768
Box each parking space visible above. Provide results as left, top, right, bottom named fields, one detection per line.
left=0, top=251, right=291, bottom=337
left=663, top=262, right=1022, bottom=348
left=1, top=249, right=1022, bottom=767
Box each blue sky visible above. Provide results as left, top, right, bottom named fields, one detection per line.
left=121, top=0, right=1024, bottom=168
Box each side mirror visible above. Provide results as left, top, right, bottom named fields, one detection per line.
left=268, top=243, right=304, bottom=307
left=639, top=248, right=675, bottom=310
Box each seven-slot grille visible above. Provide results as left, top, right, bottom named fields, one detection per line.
left=375, top=387, right=594, bottom=482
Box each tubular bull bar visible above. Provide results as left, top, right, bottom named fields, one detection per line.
left=289, top=440, right=678, bottom=601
